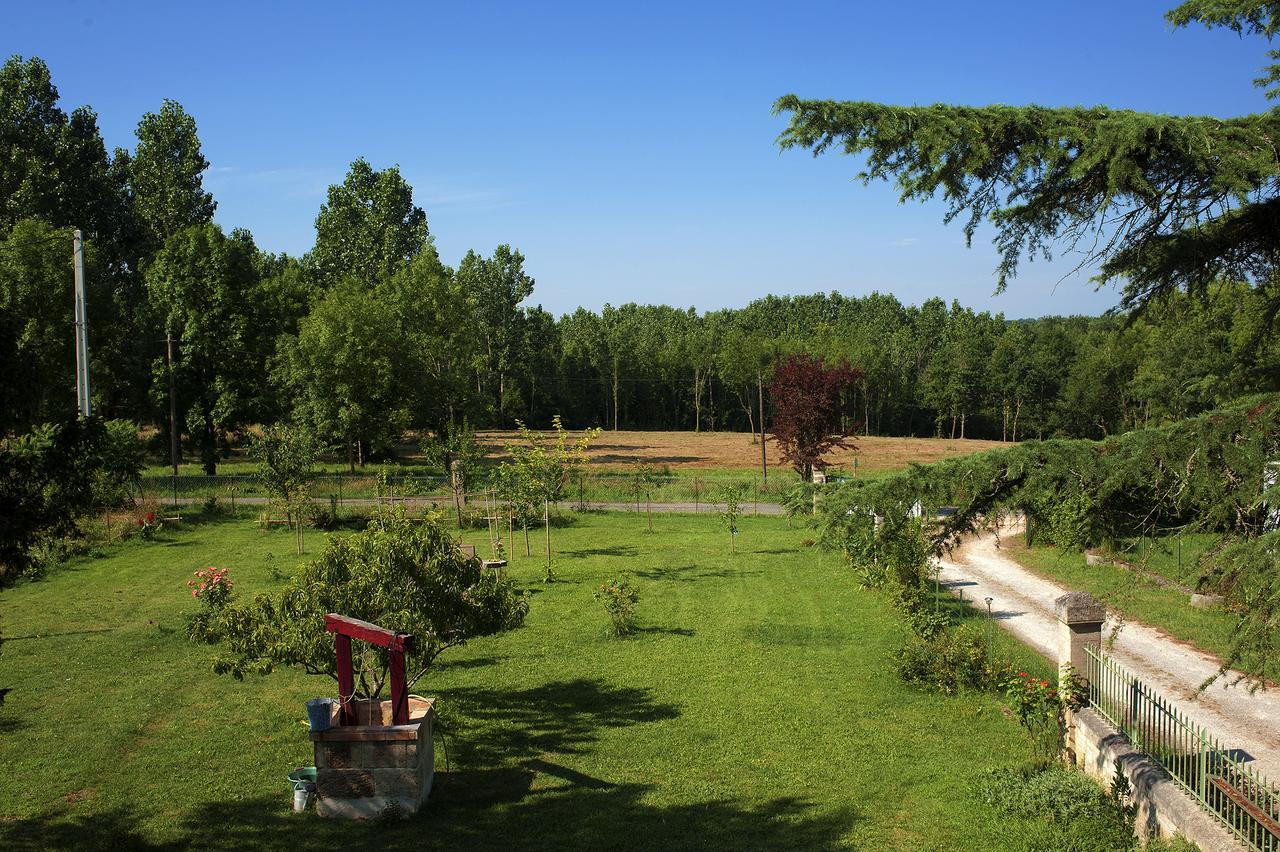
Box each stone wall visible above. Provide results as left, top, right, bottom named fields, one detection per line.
left=311, top=696, right=435, bottom=819
left=1070, top=709, right=1235, bottom=850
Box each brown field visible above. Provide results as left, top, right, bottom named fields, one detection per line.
left=479, top=429, right=1007, bottom=474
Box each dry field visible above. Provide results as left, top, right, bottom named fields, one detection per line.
left=479, top=429, right=1007, bottom=474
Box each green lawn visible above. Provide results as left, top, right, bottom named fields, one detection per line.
left=2, top=510, right=1057, bottom=850
left=1007, top=540, right=1238, bottom=661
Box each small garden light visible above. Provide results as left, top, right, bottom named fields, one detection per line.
left=984, top=597, right=994, bottom=670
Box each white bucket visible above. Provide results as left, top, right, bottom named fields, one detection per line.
left=293, top=786, right=313, bottom=813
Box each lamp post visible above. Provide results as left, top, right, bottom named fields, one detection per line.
left=984, top=597, right=995, bottom=671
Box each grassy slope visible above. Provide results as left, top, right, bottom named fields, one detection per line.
left=1006, top=539, right=1238, bottom=661
left=1, top=511, right=1052, bottom=851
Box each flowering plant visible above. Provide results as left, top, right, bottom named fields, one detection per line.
left=188, top=566, right=234, bottom=603
left=1004, top=667, right=1084, bottom=759
left=185, top=567, right=235, bottom=642
left=594, top=577, right=639, bottom=636
left=137, top=511, right=161, bottom=540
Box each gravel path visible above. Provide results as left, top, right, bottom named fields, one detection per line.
left=938, top=517, right=1280, bottom=780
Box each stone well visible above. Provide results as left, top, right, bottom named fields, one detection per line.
left=310, top=695, right=435, bottom=818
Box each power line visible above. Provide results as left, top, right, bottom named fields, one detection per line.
left=0, top=229, right=75, bottom=252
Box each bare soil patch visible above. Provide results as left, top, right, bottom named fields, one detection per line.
left=477, top=430, right=1007, bottom=473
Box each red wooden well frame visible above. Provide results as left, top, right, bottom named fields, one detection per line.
left=324, top=613, right=417, bottom=726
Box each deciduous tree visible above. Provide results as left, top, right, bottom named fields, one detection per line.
left=769, top=353, right=861, bottom=479
left=310, top=159, right=428, bottom=287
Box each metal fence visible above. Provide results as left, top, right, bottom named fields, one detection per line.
left=139, top=471, right=795, bottom=508
left=1083, top=645, right=1280, bottom=851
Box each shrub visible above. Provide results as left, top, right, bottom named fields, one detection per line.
left=185, top=566, right=235, bottom=642
left=1004, top=665, right=1089, bottom=760
left=202, top=495, right=231, bottom=517
left=191, top=509, right=528, bottom=697
left=974, top=762, right=1139, bottom=851
left=595, top=577, right=639, bottom=636
left=1029, top=492, right=1096, bottom=551
left=892, top=625, right=1005, bottom=693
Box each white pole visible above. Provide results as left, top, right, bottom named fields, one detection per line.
left=72, top=229, right=90, bottom=417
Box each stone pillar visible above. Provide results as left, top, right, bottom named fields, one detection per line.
left=1056, top=591, right=1105, bottom=761
left=1055, top=591, right=1105, bottom=679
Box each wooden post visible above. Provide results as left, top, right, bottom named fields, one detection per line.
left=758, top=370, right=767, bottom=483
left=389, top=649, right=409, bottom=726
left=334, top=633, right=355, bottom=726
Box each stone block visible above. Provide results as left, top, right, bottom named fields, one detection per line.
left=1055, top=591, right=1106, bottom=625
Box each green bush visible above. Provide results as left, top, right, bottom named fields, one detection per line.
left=1029, top=492, right=1096, bottom=551
left=594, top=576, right=640, bottom=636
left=974, top=763, right=1142, bottom=851
left=892, top=625, right=1004, bottom=693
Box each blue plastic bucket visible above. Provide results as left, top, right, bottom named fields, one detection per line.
left=306, top=697, right=336, bottom=732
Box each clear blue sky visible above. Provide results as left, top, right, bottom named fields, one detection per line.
left=4, top=1, right=1270, bottom=318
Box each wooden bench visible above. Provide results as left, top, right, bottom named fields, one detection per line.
left=1210, top=776, right=1280, bottom=839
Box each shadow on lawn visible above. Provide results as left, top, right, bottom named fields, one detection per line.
left=561, top=545, right=638, bottom=559
left=440, top=678, right=680, bottom=768
left=0, top=677, right=857, bottom=851
left=633, top=564, right=760, bottom=582
left=177, top=779, right=852, bottom=851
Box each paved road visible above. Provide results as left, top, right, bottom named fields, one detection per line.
left=172, top=496, right=785, bottom=516
left=939, top=517, right=1280, bottom=780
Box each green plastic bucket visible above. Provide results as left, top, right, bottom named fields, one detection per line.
left=288, top=766, right=317, bottom=813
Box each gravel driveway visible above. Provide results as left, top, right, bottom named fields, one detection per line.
left=938, top=518, right=1280, bottom=780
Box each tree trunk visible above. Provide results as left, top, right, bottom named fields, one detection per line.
left=612, top=362, right=619, bottom=431
left=864, top=380, right=871, bottom=436
left=202, top=411, right=217, bottom=476
left=693, top=367, right=701, bottom=432
left=707, top=377, right=715, bottom=431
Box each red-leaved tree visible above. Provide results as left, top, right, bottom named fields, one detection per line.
left=769, top=353, right=862, bottom=479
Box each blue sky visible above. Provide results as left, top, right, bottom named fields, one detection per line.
left=5, top=1, right=1271, bottom=318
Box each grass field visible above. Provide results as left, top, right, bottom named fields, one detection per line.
left=0, top=509, right=1061, bottom=850
left=1006, top=539, right=1238, bottom=662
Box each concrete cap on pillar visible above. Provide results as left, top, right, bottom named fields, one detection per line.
left=1055, top=591, right=1105, bottom=625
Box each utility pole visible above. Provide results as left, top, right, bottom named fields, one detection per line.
left=166, top=332, right=180, bottom=488
left=758, top=370, right=767, bottom=482
left=72, top=229, right=90, bottom=417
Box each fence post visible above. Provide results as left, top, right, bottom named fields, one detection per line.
left=1056, top=591, right=1105, bottom=759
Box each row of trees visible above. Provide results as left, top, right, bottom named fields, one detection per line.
left=5, top=53, right=1280, bottom=474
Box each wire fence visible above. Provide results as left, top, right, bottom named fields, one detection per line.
left=139, top=470, right=809, bottom=509
left=1083, top=645, right=1280, bottom=851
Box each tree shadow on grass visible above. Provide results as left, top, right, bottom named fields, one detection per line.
left=631, top=625, right=695, bottom=637
left=438, top=678, right=681, bottom=768
left=561, top=545, right=638, bottom=559
left=56, top=777, right=856, bottom=851
left=632, top=564, right=761, bottom=582
left=0, top=677, right=857, bottom=851
left=0, top=807, right=169, bottom=852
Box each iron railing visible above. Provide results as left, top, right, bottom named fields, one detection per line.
left=1083, top=645, right=1280, bottom=851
